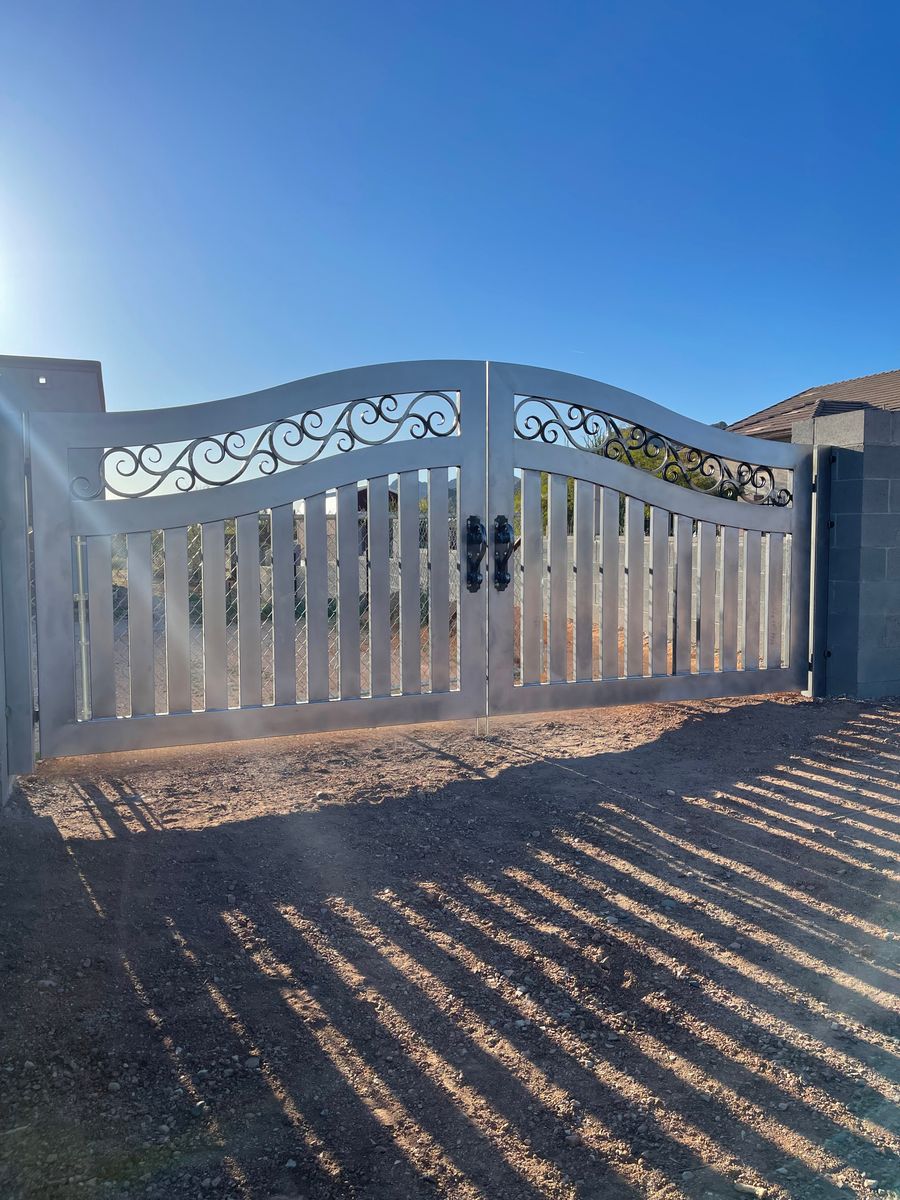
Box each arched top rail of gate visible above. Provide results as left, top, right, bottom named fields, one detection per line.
left=490, top=362, right=803, bottom=509
left=32, top=360, right=484, bottom=509
left=32, top=360, right=484, bottom=451
left=29, top=358, right=804, bottom=512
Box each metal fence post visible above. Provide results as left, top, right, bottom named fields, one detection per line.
left=808, top=443, right=832, bottom=697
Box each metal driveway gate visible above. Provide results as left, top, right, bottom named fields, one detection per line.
left=486, top=363, right=811, bottom=715
left=28, top=361, right=811, bottom=759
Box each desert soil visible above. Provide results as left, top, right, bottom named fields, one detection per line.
left=1, top=694, right=899, bottom=1200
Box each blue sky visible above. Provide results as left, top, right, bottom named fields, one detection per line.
left=2, top=1, right=899, bottom=423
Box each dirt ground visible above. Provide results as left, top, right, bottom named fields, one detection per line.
left=1, top=695, right=899, bottom=1200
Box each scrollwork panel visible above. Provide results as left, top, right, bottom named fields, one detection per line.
left=72, top=391, right=460, bottom=500
left=513, top=395, right=792, bottom=506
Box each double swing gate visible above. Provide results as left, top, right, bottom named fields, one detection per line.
left=27, top=360, right=811, bottom=759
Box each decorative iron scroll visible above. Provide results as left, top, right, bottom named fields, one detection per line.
left=72, top=391, right=460, bottom=500
left=514, top=396, right=792, bottom=506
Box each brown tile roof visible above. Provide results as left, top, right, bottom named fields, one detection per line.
left=728, top=368, right=900, bottom=441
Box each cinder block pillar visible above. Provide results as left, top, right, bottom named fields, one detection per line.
left=793, top=408, right=900, bottom=698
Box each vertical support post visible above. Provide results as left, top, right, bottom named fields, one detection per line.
left=786, top=444, right=813, bottom=688
left=485, top=362, right=513, bottom=714
left=31, top=421, right=80, bottom=753
left=1, top=356, right=106, bottom=782
left=0, top=404, right=34, bottom=783
left=74, top=535, right=90, bottom=720
left=808, top=444, right=832, bottom=697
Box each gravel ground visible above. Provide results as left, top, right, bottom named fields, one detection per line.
left=1, top=694, right=899, bottom=1200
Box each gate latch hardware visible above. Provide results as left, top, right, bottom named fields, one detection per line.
left=465, top=516, right=487, bottom=592
left=493, top=514, right=514, bottom=591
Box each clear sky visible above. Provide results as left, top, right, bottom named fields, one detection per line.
left=2, top=1, right=899, bottom=422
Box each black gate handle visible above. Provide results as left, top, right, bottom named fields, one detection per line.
left=465, top=516, right=487, bottom=592
left=493, top=514, right=514, bottom=591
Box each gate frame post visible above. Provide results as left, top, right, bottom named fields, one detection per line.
left=485, top=361, right=517, bottom=716
left=0, top=356, right=105, bottom=795
left=805, top=442, right=833, bottom=697
left=0, top=389, right=34, bottom=789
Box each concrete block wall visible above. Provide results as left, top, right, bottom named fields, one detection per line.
left=794, top=408, right=900, bottom=699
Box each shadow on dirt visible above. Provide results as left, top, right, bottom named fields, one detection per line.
left=1, top=698, right=899, bottom=1199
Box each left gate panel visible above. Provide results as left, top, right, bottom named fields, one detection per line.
left=30, top=362, right=487, bottom=757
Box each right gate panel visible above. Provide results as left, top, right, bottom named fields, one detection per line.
left=487, top=363, right=812, bottom=715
